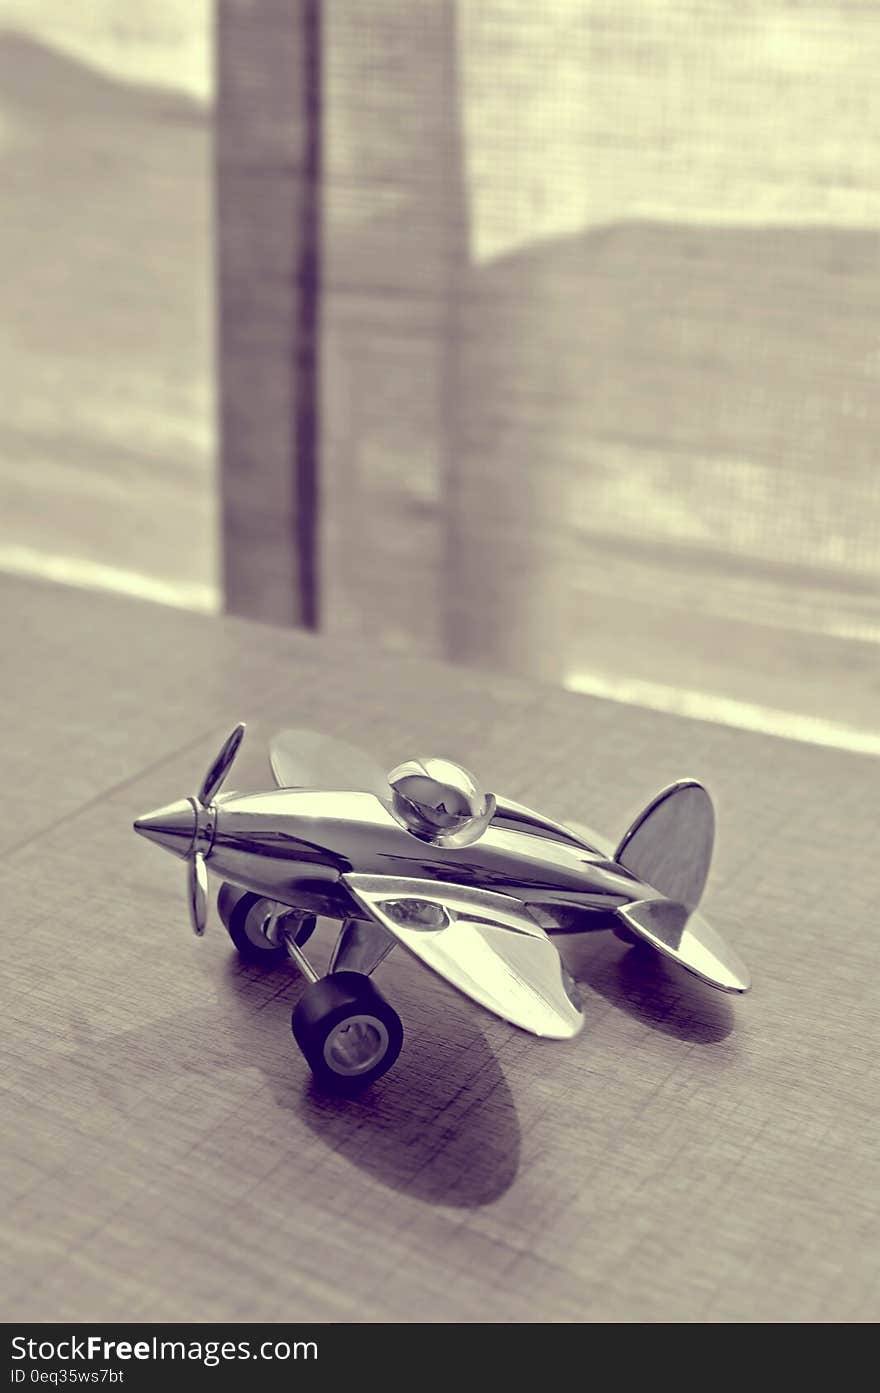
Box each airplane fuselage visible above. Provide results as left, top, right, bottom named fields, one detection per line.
left=207, top=788, right=653, bottom=931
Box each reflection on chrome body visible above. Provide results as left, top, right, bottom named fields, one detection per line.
left=134, top=724, right=750, bottom=1084
left=491, top=795, right=610, bottom=855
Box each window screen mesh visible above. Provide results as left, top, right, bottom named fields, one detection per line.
left=322, top=0, right=880, bottom=677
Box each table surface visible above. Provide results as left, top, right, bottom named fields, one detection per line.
left=1, top=575, right=877, bottom=1323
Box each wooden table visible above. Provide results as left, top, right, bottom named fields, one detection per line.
left=1, top=575, right=876, bottom=1322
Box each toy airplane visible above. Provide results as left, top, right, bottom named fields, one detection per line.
left=133, top=724, right=750, bottom=1088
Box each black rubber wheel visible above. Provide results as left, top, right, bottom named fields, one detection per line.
left=218, top=881, right=251, bottom=931
left=218, top=883, right=316, bottom=966
left=292, top=971, right=403, bottom=1090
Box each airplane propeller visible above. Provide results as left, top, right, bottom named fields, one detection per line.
left=197, top=722, right=247, bottom=809
left=188, top=850, right=209, bottom=937
left=134, top=724, right=246, bottom=936
left=186, top=722, right=245, bottom=935
left=177, top=722, right=243, bottom=936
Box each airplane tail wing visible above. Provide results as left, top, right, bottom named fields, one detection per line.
left=615, top=898, right=750, bottom=993
left=614, top=779, right=714, bottom=909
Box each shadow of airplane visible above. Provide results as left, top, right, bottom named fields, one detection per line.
left=221, top=955, right=522, bottom=1208
left=557, top=930, right=735, bottom=1044
left=63, top=939, right=522, bottom=1210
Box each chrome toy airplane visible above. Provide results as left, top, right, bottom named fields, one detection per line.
left=133, top=724, right=750, bottom=1088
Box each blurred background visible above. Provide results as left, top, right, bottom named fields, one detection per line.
left=2, top=1, right=878, bottom=751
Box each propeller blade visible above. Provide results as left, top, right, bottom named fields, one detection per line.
left=188, top=852, right=208, bottom=936
left=269, top=728, right=390, bottom=797
left=197, top=723, right=245, bottom=808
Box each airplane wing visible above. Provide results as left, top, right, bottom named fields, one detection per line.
left=270, top=728, right=390, bottom=798
left=616, top=898, right=751, bottom=993
left=491, top=795, right=614, bottom=856
left=343, top=873, right=584, bottom=1039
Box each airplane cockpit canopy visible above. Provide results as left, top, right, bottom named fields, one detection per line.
left=387, top=757, right=496, bottom=849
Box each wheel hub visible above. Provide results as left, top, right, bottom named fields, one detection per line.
left=323, top=1015, right=389, bottom=1076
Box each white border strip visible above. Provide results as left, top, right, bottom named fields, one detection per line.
left=0, top=545, right=219, bottom=613
left=566, top=669, right=880, bottom=758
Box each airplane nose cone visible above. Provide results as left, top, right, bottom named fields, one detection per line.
left=133, top=798, right=197, bottom=859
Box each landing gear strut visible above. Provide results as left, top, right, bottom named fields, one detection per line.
left=217, top=881, right=402, bottom=1089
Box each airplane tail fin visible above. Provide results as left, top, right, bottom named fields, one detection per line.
left=614, top=779, right=714, bottom=909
